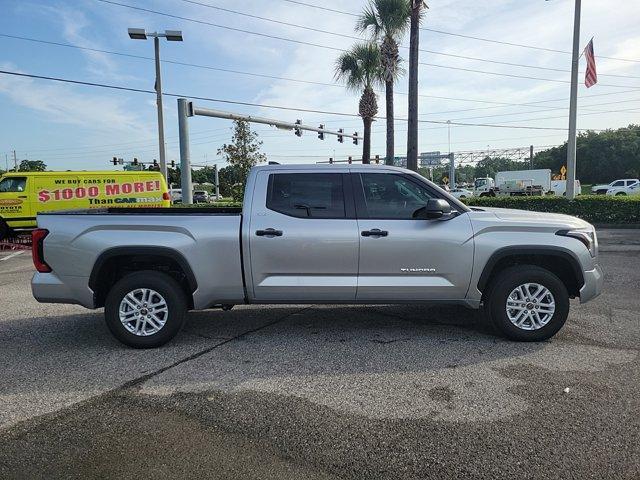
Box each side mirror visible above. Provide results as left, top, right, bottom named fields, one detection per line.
left=413, top=199, right=452, bottom=220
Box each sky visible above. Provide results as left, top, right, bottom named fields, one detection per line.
left=1, top=0, right=639, bottom=172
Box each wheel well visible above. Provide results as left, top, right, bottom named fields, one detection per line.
left=479, top=253, right=583, bottom=300
left=90, top=251, right=196, bottom=308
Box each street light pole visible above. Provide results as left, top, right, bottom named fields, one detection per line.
left=154, top=36, right=168, bottom=181
left=566, top=0, right=581, bottom=199
left=128, top=28, right=183, bottom=183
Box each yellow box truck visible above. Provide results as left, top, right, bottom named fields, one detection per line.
left=0, top=171, right=170, bottom=239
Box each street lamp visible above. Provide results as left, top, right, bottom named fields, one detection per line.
left=128, top=28, right=183, bottom=181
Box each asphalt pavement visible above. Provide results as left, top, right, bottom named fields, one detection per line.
left=0, top=230, right=638, bottom=479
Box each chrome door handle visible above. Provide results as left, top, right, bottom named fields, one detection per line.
left=361, top=229, right=388, bottom=237
left=256, top=228, right=283, bottom=237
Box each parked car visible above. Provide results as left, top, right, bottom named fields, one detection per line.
left=606, top=180, right=640, bottom=196
left=591, top=179, right=640, bottom=195
left=169, top=188, right=182, bottom=204
left=449, top=187, right=474, bottom=199
left=193, top=190, right=210, bottom=203
left=31, top=164, right=603, bottom=348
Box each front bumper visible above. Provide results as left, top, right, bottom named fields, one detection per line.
left=579, top=264, right=604, bottom=303
left=31, top=272, right=95, bottom=308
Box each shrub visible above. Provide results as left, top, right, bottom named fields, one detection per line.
left=463, top=195, right=640, bottom=224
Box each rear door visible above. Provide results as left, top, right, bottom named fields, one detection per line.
left=354, top=171, right=474, bottom=301
left=248, top=170, right=360, bottom=302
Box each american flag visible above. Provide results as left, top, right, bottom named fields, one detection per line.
left=584, top=39, right=597, bottom=88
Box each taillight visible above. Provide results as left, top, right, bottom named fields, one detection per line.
left=162, top=192, right=171, bottom=201
left=31, top=229, right=52, bottom=273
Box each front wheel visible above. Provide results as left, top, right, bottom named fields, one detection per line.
left=0, top=220, right=11, bottom=241
left=104, top=271, right=188, bottom=348
left=485, top=265, right=569, bottom=341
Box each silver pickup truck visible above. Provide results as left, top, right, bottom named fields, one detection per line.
left=31, top=164, right=603, bottom=348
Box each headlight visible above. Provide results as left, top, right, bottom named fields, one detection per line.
left=557, top=227, right=598, bottom=257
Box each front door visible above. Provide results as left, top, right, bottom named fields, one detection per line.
left=354, top=171, right=474, bottom=301
left=249, top=170, right=360, bottom=302
left=0, top=176, right=32, bottom=229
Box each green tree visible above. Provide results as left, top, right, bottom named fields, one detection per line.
left=357, top=0, right=411, bottom=166
left=335, top=43, right=382, bottom=164
left=217, top=120, right=266, bottom=201
left=18, top=160, right=47, bottom=172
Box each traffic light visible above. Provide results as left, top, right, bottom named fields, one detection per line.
left=337, top=128, right=344, bottom=143
left=112, top=156, right=118, bottom=166
left=348, top=156, right=352, bottom=164
left=170, top=160, right=176, bottom=168
left=294, top=119, right=302, bottom=137
left=353, top=132, right=359, bottom=145
left=318, top=124, right=324, bottom=140
left=152, top=159, right=159, bottom=171
left=375, top=155, right=380, bottom=164
left=132, top=157, right=139, bottom=166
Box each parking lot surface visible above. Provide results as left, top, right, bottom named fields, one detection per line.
left=0, top=230, right=638, bottom=479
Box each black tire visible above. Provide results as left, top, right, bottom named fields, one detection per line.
left=104, top=270, right=188, bottom=348
left=0, top=220, right=9, bottom=241
left=485, top=265, right=569, bottom=342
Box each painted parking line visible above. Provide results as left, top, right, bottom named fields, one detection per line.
left=0, top=251, right=24, bottom=262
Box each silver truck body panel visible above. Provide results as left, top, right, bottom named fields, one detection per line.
left=32, top=164, right=603, bottom=311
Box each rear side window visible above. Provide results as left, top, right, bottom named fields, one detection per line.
left=267, top=173, right=345, bottom=218
left=0, top=177, right=26, bottom=193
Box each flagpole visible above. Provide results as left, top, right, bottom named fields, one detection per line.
left=566, top=0, right=581, bottom=200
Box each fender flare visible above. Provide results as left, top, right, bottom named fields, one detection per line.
left=89, top=246, right=198, bottom=293
left=477, top=245, right=584, bottom=292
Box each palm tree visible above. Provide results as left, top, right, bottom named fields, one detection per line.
left=357, top=0, right=411, bottom=166
left=335, top=43, right=382, bottom=164
left=406, top=0, right=428, bottom=171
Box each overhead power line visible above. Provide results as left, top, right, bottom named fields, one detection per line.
left=275, top=0, right=640, bottom=64
left=1, top=69, right=608, bottom=132
left=94, top=0, right=640, bottom=84
left=175, top=0, right=640, bottom=78
left=7, top=32, right=640, bottom=116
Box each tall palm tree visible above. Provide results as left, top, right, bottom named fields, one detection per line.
left=335, top=43, right=382, bottom=164
left=406, top=0, right=428, bottom=171
left=357, top=0, right=411, bottom=166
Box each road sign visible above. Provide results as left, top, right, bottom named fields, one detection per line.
left=560, top=165, right=567, bottom=180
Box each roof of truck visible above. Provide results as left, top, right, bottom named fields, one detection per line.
left=253, top=163, right=409, bottom=172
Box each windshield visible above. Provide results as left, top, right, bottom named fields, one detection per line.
left=474, top=179, right=487, bottom=188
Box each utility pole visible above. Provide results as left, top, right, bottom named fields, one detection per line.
left=177, top=98, right=193, bottom=205
left=566, top=0, right=581, bottom=199
left=530, top=145, right=534, bottom=168
left=447, top=120, right=455, bottom=188
left=214, top=164, right=220, bottom=200
left=13, top=150, right=17, bottom=171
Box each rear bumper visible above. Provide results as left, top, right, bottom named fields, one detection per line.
left=31, top=272, right=95, bottom=308
left=579, top=264, right=604, bottom=304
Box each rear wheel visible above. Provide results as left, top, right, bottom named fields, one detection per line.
left=104, top=270, right=188, bottom=348
left=485, top=265, right=569, bottom=341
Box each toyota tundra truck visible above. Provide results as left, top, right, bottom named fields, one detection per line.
left=30, top=164, right=603, bottom=348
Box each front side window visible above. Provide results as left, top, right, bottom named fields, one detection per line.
left=267, top=173, right=345, bottom=218
left=0, top=177, right=26, bottom=193
left=360, top=173, right=434, bottom=219
left=611, top=180, right=624, bottom=187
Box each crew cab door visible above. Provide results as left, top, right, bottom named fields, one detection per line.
left=248, top=170, right=359, bottom=302
left=354, top=171, right=474, bottom=301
